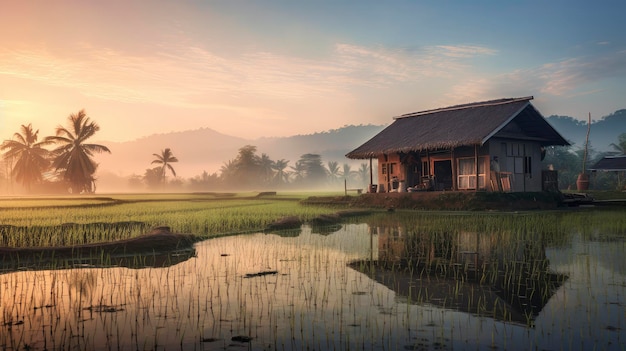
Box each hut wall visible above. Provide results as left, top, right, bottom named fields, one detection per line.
left=377, top=153, right=403, bottom=192
left=488, top=139, right=543, bottom=192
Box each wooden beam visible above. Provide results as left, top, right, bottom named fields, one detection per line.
left=475, top=144, right=479, bottom=192
left=451, top=147, right=457, bottom=190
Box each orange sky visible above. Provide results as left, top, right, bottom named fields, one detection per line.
left=2, top=1, right=625, bottom=142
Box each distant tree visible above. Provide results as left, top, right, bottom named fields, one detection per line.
left=189, top=170, right=220, bottom=191
left=610, top=133, right=626, bottom=154
left=127, top=174, right=144, bottom=189
left=143, top=167, right=163, bottom=189
left=289, top=160, right=305, bottom=183
left=259, top=153, right=274, bottom=184
left=46, top=110, right=110, bottom=194
left=220, top=159, right=237, bottom=180
left=272, top=159, right=290, bottom=185
left=1, top=124, right=51, bottom=192
left=298, top=154, right=327, bottom=185
left=232, top=145, right=261, bottom=186
left=327, top=161, right=341, bottom=184
left=357, top=163, right=370, bottom=187
left=151, top=148, right=178, bottom=185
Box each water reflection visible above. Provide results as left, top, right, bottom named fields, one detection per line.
left=1, top=215, right=624, bottom=351
left=350, top=225, right=566, bottom=325
left=0, top=248, right=196, bottom=273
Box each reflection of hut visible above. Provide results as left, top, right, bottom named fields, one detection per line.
left=354, top=226, right=566, bottom=325
left=377, top=226, right=406, bottom=262
left=351, top=261, right=564, bottom=325
left=377, top=227, right=489, bottom=272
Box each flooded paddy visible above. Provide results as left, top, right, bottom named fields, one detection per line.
left=1, top=211, right=625, bottom=350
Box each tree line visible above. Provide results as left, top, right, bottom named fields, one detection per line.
left=4, top=109, right=621, bottom=194
left=136, top=145, right=371, bottom=192
left=0, top=109, right=371, bottom=193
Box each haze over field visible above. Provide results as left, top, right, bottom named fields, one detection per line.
left=2, top=1, right=626, bottom=145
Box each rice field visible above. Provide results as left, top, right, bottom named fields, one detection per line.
left=0, top=195, right=625, bottom=350
left=0, top=193, right=342, bottom=247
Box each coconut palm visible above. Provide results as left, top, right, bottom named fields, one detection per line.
left=220, top=159, right=237, bottom=179
left=46, top=110, right=111, bottom=194
left=151, top=148, right=178, bottom=184
left=342, top=163, right=356, bottom=182
left=357, top=163, right=370, bottom=187
left=1, top=124, right=52, bottom=192
left=259, top=153, right=274, bottom=184
left=289, top=160, right=306, bottom=183
left=272, top=159, right=290, bottom=184
left=327, top=161, right=341, bottom=184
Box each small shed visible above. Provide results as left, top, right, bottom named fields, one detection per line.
left=346, top=96, right=569, bottom=192
left=589, top=155, right=626, bottom=172
left=589, top=155, right=626, bottom=189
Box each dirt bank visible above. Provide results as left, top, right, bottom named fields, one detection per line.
left=302, top=191, right=563, bottom=211
left=0, top=226, right=198, bottom=270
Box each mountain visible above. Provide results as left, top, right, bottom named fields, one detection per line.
left=97, top=127, right=249, bottom=178
left=96, top=124, right=386, bottom=179
left=94, top=109, right=625, bottom=191
left=546, top=109, right=626, bottom=152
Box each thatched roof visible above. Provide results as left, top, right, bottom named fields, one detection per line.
left=590, top=155, right=626, bottom=171
left=346, top=96, right=570, bottom=159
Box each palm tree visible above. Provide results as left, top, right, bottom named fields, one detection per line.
left=151, top=148, right=178, bottom=184
left=342, top=163, right=355, bottom=182
left=46, top=110, right=111, bottom=194
left=272, top=159, right=290, bottom=184
left=357, top=163, right=370, bottom=187
left=220, top=159, right=237, bottom=179
left=289, top=160, right=305, bottom=183
left=1, top=124, right=51, bottom=192
left=259, top=153, right=274, bottom=184
left=327, top=161, right=341, bottom=184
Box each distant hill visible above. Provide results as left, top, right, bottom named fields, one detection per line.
left=95, top=109, right=625, bottom=190
left=96, top=124, right=387, bottom=180
left=546, top=109, right=626, bottom=152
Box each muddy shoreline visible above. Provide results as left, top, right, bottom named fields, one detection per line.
left=0, top=226, right=198, bottom=271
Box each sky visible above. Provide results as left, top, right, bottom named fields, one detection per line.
left=1, top=0, right=626, bottom=142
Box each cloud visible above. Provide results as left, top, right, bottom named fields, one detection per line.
left=333, top=43, right=497, bottom=86
left=0, top=41, right=499, bottom=113
left=445, top=50, right=626, bottom=104
left=433, top=45, right=498, bottom=58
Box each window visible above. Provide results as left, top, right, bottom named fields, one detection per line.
left=524, top=156, right=532, bottom=177
left=457, top=157, right=485, bottom=189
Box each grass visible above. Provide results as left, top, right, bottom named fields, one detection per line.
left=0, top=194, right=624, bottom=350
left=1, top=190, right=625, bottom=248
left=0, top=192, right=352, bottom=248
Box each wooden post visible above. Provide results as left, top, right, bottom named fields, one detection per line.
left=369, top=157, right=373, bottom=186
left=451, top=147, right=457, bottom=190
left=475, top=144, right=479, bottom=192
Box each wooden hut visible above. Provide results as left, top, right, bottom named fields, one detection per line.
left=589, top=155, right=626, bottom=189
left=346, top=97, right=569, bottom=192
left=589, top=155, right=626, bottom=172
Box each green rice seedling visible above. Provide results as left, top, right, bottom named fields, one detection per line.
left=1, top=203, right=624, bottom=350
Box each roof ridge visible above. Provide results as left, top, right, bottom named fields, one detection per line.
left=395, top=96, right=534, bottom=119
